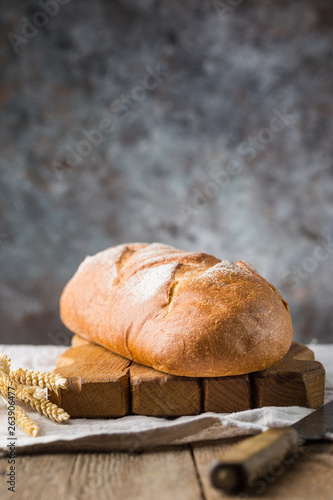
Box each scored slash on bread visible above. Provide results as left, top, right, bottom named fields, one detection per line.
left=60, top=242, right=293, bottom=377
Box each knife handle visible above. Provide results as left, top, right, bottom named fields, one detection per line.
left=210, top=427, right=299, bottom=493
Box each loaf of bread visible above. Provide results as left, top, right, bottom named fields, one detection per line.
left=60, top=242, right=293, bottom=377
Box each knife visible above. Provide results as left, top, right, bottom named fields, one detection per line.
left=210, top=399, right=333, bottom=493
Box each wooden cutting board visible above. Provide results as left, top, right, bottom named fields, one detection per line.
left=49, top=336, right=325, bottom=418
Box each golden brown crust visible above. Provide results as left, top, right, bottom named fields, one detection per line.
left=60, top=243, right=293, bottom=377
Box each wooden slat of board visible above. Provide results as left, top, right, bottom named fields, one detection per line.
left=0, top=454, right=77, bottom=500
left=65, top=448, right=203, bottom=500
left=203, top=374, right=251, bottom=413
left=130, top=363, right=201, bottom=416
left=1, top=450, right=203, bottom=500
left=191, top=439, right=333, bottom=500
left=289, top=342, right=315, bottom=361
left=50, top=343, right=131, bottom=417
left=252, top=342, right=325, bottom=409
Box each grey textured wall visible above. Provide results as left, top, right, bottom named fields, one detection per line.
left=1, top=0, right=332, bottom=345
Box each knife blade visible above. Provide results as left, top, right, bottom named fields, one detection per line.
left=210, top=400, right=333, bottom=493
left=292, top=399, right=333, bottom=441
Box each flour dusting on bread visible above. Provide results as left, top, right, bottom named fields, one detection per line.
left=123, top=262, right=178, bottom=302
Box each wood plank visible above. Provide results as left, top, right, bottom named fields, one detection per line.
left=191, top=439, right=333, bottom=500
left=130, top=363, right=201, bottom=416
left=252, top=342, right=325, bottom=409
left=0, top=454, right=77, bottom=500
left=49, top=343, right=131, bottom=417
left=64, top=448, right=203, bottom=500
left=203, top=374, right=251, bottom=413
left=0, top=450, right=202, bottom=500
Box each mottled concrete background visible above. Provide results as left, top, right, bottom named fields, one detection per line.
left=1, top=0, right=332, bottom=345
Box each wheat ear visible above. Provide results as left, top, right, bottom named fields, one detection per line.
left=0, top=382, right=8, bottom=398
left=15, top=385, right=47, bottom=402
left=0, top=394, right=39, bottom=437
left=0, top=377, right=47, bottom=402
left=0, top=372, right=13, bottom=391
left=0, top=354, right=12, bottom=398
left=0, top=353, right=11, bottom=374
left=11, top=369, right=67, bottom=395
left=15, top=404, right=40, bottom=437
left=23, top=396, right=70, bottom=423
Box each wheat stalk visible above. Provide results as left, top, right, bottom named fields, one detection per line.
left=10, top=369, right=67, bottom=395
left=0, top=352, right=70, bottom=431
left=0, top=394, right=39, bottom=437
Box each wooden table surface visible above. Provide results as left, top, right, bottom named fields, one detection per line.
left=1, top=437, right=333, bottom=500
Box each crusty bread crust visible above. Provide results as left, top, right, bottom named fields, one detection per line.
left=60, top=243, right=293, bottom=377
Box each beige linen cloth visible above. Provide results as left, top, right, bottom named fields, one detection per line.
left=0, top=344, right=332, bottom=455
